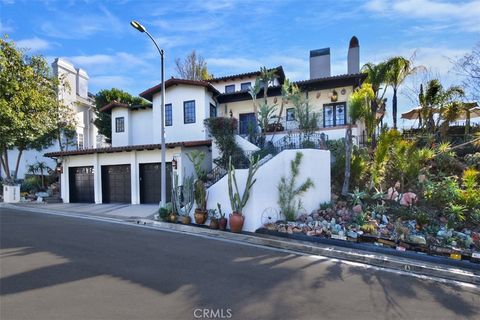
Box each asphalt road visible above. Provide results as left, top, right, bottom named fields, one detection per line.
left=1, top=208, right=479, bottom=320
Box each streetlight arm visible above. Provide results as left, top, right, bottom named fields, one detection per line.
left=144, top=31, right=164, bottom=57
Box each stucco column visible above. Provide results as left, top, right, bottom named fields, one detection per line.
left=130, top=151, right=139, bottom=204
left=93, top=153, right=102, bottom=204
left=61, top=158, right=69, bottom=203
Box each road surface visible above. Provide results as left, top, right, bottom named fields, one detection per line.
left=1, top=207, right=479, bottom=320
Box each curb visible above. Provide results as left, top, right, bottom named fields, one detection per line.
left=2, top=204, right=479, bottom=286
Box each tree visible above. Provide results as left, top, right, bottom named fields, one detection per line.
left=361, top=62, right=389, bottom=146
left=418, top=79, right=464, bottom=134
left=0, top=37, right=57, bottom=182
left=342, top=84, right=375, bottom=196
left=385, top=56, right=424, bottom=129
left=455, top=42, right=480, bottom=102
left=94, top=88, right=147, bottom=143
left=175, top=50, right=211, bottom=80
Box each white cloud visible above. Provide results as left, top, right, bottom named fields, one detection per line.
left=0, top=21, right=14, bottom=33
left=364, top=0, right=480, bottom=32
left=16, top=37, right=51, bottom=52
left=39, top=6, right=123, bottom=39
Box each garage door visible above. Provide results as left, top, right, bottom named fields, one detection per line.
left=101, top=165, right=131, bottom=203
left=139, top=163, right=172, bottom=204
left=69, top=166, right=94, bottom=203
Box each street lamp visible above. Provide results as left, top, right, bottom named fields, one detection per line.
left=130, top=20, right=167, bottom=208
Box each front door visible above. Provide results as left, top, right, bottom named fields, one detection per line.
left=239, top=113, right=256, bottom=136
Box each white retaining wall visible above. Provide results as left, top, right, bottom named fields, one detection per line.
left=206, top=149, right=331, bottom=232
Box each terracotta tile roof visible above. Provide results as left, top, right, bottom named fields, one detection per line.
left=207, top=66, right=285, bottom=83
left=216, top=73, right=366, bottom=104
left=139, top=78, right=220, bottom=102
left=44, top=140, right=212, bottom=158
left=99, top=101, right=152, bottom=113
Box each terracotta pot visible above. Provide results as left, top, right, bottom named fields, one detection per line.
left=210, top=218, right=219, bottom=229
left=229, top=212, right=244, bottom=233
left=194, top=209, right=207, bottom=224
left=181, top=215, right=191, bottom=225
left=169, top=213, right=177, bottom=223
left=219, top=217, right=228, bottom=230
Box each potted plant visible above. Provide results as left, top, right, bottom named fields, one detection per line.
left=194, top=180, right=208, bottom=224
left=208, top=208, right=219, bottom=229
left=228, top=156, right=259, bottom=233
left=217, top=203, right=228, bottom=230
left=178, top=175, right=195, bottom=225
left=158, top=202, right=173, bottom=222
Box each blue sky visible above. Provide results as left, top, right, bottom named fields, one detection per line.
left=1, top=0, right=479, bottom=124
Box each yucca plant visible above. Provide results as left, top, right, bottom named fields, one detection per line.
left=228, top=156, right=259, bottom=214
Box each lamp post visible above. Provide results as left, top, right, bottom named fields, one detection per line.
left=130, top=20, right=167, bottom=207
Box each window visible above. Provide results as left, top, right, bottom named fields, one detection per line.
left=240, top=82, right=251, bottom=91
left=210, top=103, right=217, bottom=118
left=286, top=108, right=295, bottom=121
left=77, top=133, right=84, bottom=149
left=225, top=84, right=235, bottom=93
left=165, top=104, right=172, bottom=126
left=115, top=117, right=125, bottom=132
left=323, top=103, right=347, bottom=127
left=184, top=100, right=196, bottom=124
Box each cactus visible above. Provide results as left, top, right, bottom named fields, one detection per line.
left=172, top=173, right=195, bottom=217
left=228, top=156, right=260, bottom=213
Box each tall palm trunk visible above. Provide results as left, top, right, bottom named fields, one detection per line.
left=392, top=87, right=398, bottom=129
left=342, top=125, right=353, bottom=196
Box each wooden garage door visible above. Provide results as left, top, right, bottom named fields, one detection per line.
left=139, top=163, right=172, bottom=204
left=101, top=165, right=131, bottom=203
left=69, top=166, right=94, bottom=203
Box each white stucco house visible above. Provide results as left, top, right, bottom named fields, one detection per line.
left=44, top=37, right=366, bottom=216
left=0, top=58, right=99, bottom=180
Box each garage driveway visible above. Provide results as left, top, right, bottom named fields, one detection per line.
left=8, top=203, right=158, bottom=219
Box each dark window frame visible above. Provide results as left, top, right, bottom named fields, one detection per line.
left=115, top=117, right=125, bottom=132
left=183, top=100, right=196, bottom=124
left=225, top=84, right=235, bottom=93
left=210, top=103, right=217, bottom=118
left=322, top=102, right=347, bottom=128
left=240, top=82, right=251, bottom=91
left=286, top=108, right=295, bottom=121
left=165, top=103, right=172, bottom=126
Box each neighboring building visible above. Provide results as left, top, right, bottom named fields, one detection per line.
left=45, top=36, right=366, bottom=206
left=0, top=58, right=98, bottom=180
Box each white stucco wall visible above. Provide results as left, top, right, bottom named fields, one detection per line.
left=111, top=108, right=131, bottom=147
left=131, top=109, right=153, bottom=145
left=152, top=85, right=210, bottom=143
left=206, top=149, right=331, bottom=232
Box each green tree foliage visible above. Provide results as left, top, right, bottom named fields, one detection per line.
left=175, top=50, right=211, bottom=80
left=0, top=37, right=57, bottom=181
left=94, top=88, right=147, bottom=143
left=385, top=56, right=424, bottom=129
left=278, top=152, right=314, bottom=221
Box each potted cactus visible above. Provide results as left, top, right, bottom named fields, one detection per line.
left=194, top=179, right=208, bottom=224
left=217, top=203, right=228, bottom=230
left=227, top=156, right=259, bottom=233
left=208, top=208, right=219, bottom=229
left=172, top=174, right=194, bottom=224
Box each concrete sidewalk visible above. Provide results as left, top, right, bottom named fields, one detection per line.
left=8, top=202, right=158, bottom=219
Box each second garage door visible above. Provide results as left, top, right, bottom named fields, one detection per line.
left=101, top=165, right=131, bottom=203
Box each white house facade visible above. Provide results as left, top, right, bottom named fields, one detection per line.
left=0, top=58, right=99, bottom=180
left=45, top=37, right=365, bottom=220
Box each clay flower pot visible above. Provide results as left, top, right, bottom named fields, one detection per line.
left=181, top=215, right=191, bottom=225
left=229, top=212, right=244, bottom=233
left=194, top=209, right=207, bottom=224
left=218, top=217, right=228, bottom=230
left=210, top=218, right=219, bottom=229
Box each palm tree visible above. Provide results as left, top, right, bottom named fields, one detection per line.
left=419, top=79, right=464, bottom=134
left=385, top=56, right=424, bottom=129
left=342, top=84, right=375, bottom=196
left=361, top=62, right=389, bottom=146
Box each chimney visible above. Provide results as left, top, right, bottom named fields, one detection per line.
left=76, top=68, right=89, bottom=98
left=347, top=36, right=360, bottom=74
left=310, top=48, right=330, bottom=79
